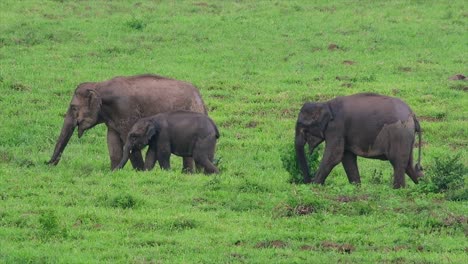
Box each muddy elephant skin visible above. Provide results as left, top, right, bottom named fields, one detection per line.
left=47, top=74, right=207, bottom=170
left=295, top=93, right=423, bottom=188
left=116, top=111, right=220, bottom=174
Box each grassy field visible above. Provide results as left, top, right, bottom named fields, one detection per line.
left=0, top=0, right=467, bottom=263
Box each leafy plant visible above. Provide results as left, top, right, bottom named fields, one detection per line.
left=417, top=153, right=467, bottom=200
left=280, top=143, right=322, bottom=184
left=110, top=193, right=139, bottom=209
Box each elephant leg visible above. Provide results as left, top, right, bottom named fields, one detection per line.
left=182, top=157, right=195, bottom=173
left=390, top=160, right=407, bottom=189
left=405, top=146, right=422, bottom=184
left=144, top=145, right=157, bottom=171
left=107, top=128, right=123, bottom=170
left=157, top=143, right=171, bottom=170
left=193, top=136, right=219, bottom=174
left=193, top=153, right=219, bottom=174
left=313, top=139, right=344, bottom=184
left=195, top=161, right=204, bottom=173
left=388, top=146, right=410, bottom=189
left=129, top=150, right=145, bottom=171
left=342, top=151, right=361, bottom=184
left=388, top=128, right=413, bottom=188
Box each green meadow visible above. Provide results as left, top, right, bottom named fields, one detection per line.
left=0, top=0, right=467, bottom=263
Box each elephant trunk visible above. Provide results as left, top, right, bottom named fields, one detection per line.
left=295, top=124, right=311, bottom=183
left=47, top=109, right=76, bottom=165
left=115, top=144, right=131, bottom=170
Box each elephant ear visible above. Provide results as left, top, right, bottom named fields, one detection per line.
left=318, top=103, right=334, bottom=134
left=87, top=89, right=102, bottom=115
left=145, top=121, right=159, bottom=141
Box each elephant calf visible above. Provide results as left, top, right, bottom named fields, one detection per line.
left=295, top=93, right=423, bottom=188
left=116, top=111, right=220, bottom=174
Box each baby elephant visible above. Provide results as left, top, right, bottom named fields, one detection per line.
left=116, top=111, right=220, bottom=174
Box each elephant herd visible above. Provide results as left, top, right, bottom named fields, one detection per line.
left=47, top=74, right=423, bottom=189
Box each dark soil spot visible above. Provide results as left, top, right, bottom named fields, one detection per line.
left=448, top=74, right=466, bottom=80
left=398, top=66, right=412, bottom=72
left=295, top=205, right=315, bottom=215
left=220, top=119, right=242, bottom=128
left=328, top=43, right=339, bottom=51
left=419, top=115, right=445, bottom=122
left=234, top=240, right=245, bottom=246
left=393, top=245, right=408, bottom=251
left=392, top=88, right=400, bottom=95
left=321, top=241, right=355, bottom=254
left=449, top=83, right=468, bottom=92
left=335, top=76, right=351, bottom=81
left=280, top=108, right=296, bottom=118
left=194, top=2, right=208, bottom=7
left=343, top=60, right=355, bottom=65
left=443, top=214, right=467, bottom=227
left=0, top=150, right=12, bottom=163
left=417, top=245, right=424, bottom=252
left=255, top=240, right=287, bottom=249
left=10, top=83, right=30, bottom=91
left=336, top=195, right=369, bottom=203
left=300, top=244, right=318, bottom=251
left=230, top=253, right=245, bottom=260
left=245, top=121, right=258, bottom=128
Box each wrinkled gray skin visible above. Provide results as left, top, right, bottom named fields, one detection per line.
left=295, top=93, right=423, bottom=189
left=116, top=111, right=219, bottom=174
left=47, top=74, right=207, bottom=170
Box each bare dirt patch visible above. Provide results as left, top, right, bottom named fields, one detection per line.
left=336, top=195, right=369, bottom=203
left=343, top=60, right=355, bottom=65
left=279, top=108, right=297, bottom=118
left=398, top=66, right=412, bottom=72
left=255, top=240, right=287, bottom=249
left=328, top=43, right=339, bottom=51
left=448, top=74, right=466, bottom=80
left=419, top=116, right=444, bottom=122
left=335, top=76, right=351, bottom=81
left=321, top=241, right=355, bottom=254
left=245, top=121, right=258, bottom=128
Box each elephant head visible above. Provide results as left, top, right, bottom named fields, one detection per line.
left=115, top=119, right=158, bottom=170
left=47, top=83, right=101, bottom=165
left=295, top=102, right=334, bottom=183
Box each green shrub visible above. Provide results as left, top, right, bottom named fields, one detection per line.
left=110, top=193, right=139, bottom=209
left=429, top=153, right=466, bottom=192
left=280, top=143, right=322, bottom=184
left=38, top=210, right=67, bottom=239
left=417, top=153, right=467, bottom=200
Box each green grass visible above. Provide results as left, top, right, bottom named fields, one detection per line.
left=0, top=0, right=467, bottom=263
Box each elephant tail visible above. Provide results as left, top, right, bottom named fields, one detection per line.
left=414, top=115, right=423, bottom=172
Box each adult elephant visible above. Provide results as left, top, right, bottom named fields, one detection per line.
left=47, top=74, right=207, bottom=171
left=295, top=93, right=423, bottom=188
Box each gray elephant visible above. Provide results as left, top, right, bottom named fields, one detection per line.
left=116, top=111, right=220, bottom=174
left=295, top=93, right=423, bottom=188
left=47, top=74, right=207, bottom=171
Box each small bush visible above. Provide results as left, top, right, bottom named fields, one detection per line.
left=38, top=210, right=67, bottom=239
left=126, top=17, right=146, bottom=30
left=417, top=153, right=467, bottom=200
left=110, top=193, right=139, bottom=209
left=280, top=143, right=322, bottom=184
left=170, top=217, right=197, bottom=231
